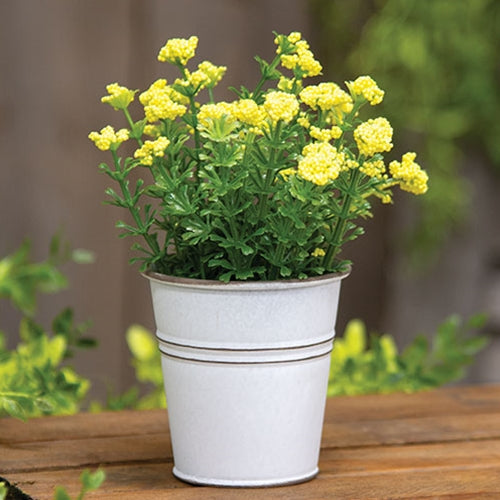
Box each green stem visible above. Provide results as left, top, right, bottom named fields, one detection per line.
left=270, top=229, right=290, bottom=280
left=123, top=109, right=143, bottom=146
left=111, top=151, right=160, bottom=258
left=0, top=391, right=34, bottom=399
left=324, top=169, right=361, bottom=270
left=251, top=53, right=283, bottom=101
left=257, top=122, right=281, bottom=220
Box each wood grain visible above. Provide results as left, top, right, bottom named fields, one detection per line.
left=2, top=385, right=500, bottom=499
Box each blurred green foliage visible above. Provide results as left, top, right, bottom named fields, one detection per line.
left=90, top=324, right=166, bottom=412
left=0, top=468, right=105, bottom=500
left=328, top=314, right=489, bottom=396
left=311, top=0, right=500, bottom=264
left=100, top=315, right=488, bottom=410
left=54, top=469, right=105, bottom=500
left=0, top=235, right=95, bottom=420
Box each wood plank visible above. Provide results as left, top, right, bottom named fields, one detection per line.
left=2, top=385, right=499, bottom=446
left=0, top=409, right=169, bottom=444
left=3, top=407, right=500, bottom=474
left=3, top=386, right=500, bottom=498
left=319, top=439, right=500, bottom=475
left=4, top=411, right=500, bottom=474
left=325, top=385, right=500, bottom=422
left=7, top=459, right=500, bottom=499
left=9, top=438, right=500, bottom=492
left=0, top=433, right=172, bottom=474
left=322, top=412, right=500, bottom=448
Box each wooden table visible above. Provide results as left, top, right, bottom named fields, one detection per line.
left=2, top=385, right=500, bottom=499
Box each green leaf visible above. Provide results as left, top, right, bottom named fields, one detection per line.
left=19, top=317, right=45, bottom=342
left=71, top=249, right=95, bottom=264
left=0, top=482, right=7, bottom=500
left=279, top=266, right=292, bottom=278
left=126, top=325, right=157, bottom=362
left=54, top=486, right=72, bottom=500
left=2, top=398, right=26, bottom=421
left=80, top=468, right=106, bottom=492
left=465, top=313, right=488, bottom=329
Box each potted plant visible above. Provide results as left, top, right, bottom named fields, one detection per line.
left=89, top=31, right=428, bottom=487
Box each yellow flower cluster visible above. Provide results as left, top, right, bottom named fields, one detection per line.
left=101, top=83, right=136, bottom=110
left=389, top=152, right=429, bottom=195
left=177, top=61, right=227, bottom=94
left=197, top=61, right=227, bottom=88
left=232, top=99, right=267, bottom=131
left=310, top=125, right=342, bottom=142
left=298, top=142, right=344, bottom=186
left=279, top=34, right=322, bottom=77
left=197, top=102, right=235, bottom=127
left=349, top=76, right=384, bottom=105
left=134, top=137, right=170, bottom=166
left=263, top=91, right=299, bottom=124
left=88, top=126, right=129, bottom=151
left=287, top=31, right=302, bottom=44
left=344, top=159, right=360, bottom=171
left=354, top=117, right=393, bottom=157
left=158, top=35, right=198, bottom=65
left=311, top=247, right=326, bottom=257
left=297, top=114, right=310, bottom=129
left=139, top=79, right=187, bottom=123
left=299, top=83, right=353, bottom=116
left=360, top=159, right=386, bottom=178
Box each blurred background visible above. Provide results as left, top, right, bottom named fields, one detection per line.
left=1, top=0, right=499, bottom=399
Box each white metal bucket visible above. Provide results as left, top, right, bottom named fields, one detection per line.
left=144, top=271, right=348, bottom=487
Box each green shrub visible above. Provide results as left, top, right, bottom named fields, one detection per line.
left=329, top=314, right=489, bottom=396
left=102, top=314, right=489, bottom=410
left=0, top=235, right=94, bottom=420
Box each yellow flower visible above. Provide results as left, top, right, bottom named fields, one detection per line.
left=299, top=83, right=353, bottom=114
left=157, top=36, right=198, bottom=65
left=354, top=117, right=393, bottom=157
left=143, top=124, right=161, bottom=138
left=294, top=40, right=322, bottom=77
left=281, top=54, right=299, bottom=70
left=389, top=152, right=428, bottom=195
left=287, top=32, right=302, bottom=44
left=179, top=61, right=226, bottom=94
left=139, top=79, right=187, bottom=123
left=310, top=126, right=330, bottom=142
left=134, top=137, right=170, bottom=166
left=232, top=99, right=267, bottom=130
left=311, top=248, right=326, bottom=257
left=278, top=167, right=296, bottom=180
left=379, top=192, right=393, bottom=204
left=297, top=114, right=311, bottom=129
left=310, top=126, right=343, bottom=142
left=279, top=35, right=322, bottom=77
left=277, top=76, right=295, bottom=92
left=263, top=91, right=299, bottom=124
left=360, top=159, right=386, bottom=178
left=297, top=142, right=345, bottom=186
left=348, top=76, right=384, bottom=105
left=197, top=102, right=235, bottom=127
left=197, top=61, right=226, bottom=88
left=88, top=126, right=129, bottom=151
left=343, top=159, right=360, bottom=171
left=101, top=83, right=136, bottom=110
